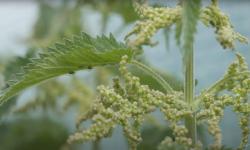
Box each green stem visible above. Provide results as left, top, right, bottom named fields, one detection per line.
left=131, top=60, right=174, bottom=93
left=184, top=45, right=197, bottom=145
left=206, top=71, right=250, bottom=93
left=194, top=71, right=250, bottom=108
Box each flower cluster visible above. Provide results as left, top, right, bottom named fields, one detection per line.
left=197, top=94, right=232, bottom=149
left=68, top=53, right=249, bottom=149
left=68, top=55, right=162, bottom=149
left=158, top=92, right=196, bottom=149
left=196, top=54, right=250, bottom=150
left=125, top=2, right=181, bottom=47
left=127, top=1, right=247, bottom=50
left=200, top=3, right=248, bottom=49
left=67, top=56, right=200, bottom=149
left=225, top=54, right=250, bottom=150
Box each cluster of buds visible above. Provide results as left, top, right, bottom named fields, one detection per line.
left=158, top=137, right=176, bottom=150
left=127, top=1, right=248, bottom=50
left=203, top=53, right=250, bottom=96
left=197, top=54, right=250, bottom=150
left=219, top=53, right=249, bottom=93
left=200, top=3, right=248, bottom=49
left=159, top=126, right=202, bottom=150
left=68, top=55, right=201, bottom=149
left=68, top=53, right=249, bottom=149
left=125, top=2, right=181, bottom=47
left=197, top=94, right=230, bottom=149
left=67, top=56, right=162, bottom=149
left=158, top=92, right=198, bottom=148
left=197, top=92, right=249, bottom=150
left=238, top=116, right=250, bottom=150
left=230, top=58, right=250, bottom=150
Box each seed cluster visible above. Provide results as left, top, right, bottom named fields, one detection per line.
left=201, top=3, right=248, bottom=49
left=196, top=53, right=250, bottom=150
left=227, top=54, right=250, bottom=150
left=197, top=94, right=229, bottom=149
left=67, top=51, right=249, bottom=150
left=125, top=2, right=181, bottom=47
left=126, top=1, right=247, bottom=50
left=68, top=56, right=200, bottom=149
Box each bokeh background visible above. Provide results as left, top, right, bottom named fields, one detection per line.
left=0, top=0, right=249, bottom=150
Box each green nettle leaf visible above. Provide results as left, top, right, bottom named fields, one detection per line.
left=0, top=33, right=133, bottom=105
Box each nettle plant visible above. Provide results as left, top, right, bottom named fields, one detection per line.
left=0, top=0, right=250, bottom=149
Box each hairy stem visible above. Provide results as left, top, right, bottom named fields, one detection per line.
left=206, top=71, right=250, bottom=93
left=131, top=60, right=173, bottom=93
left=184, top=45, right=197, bottom=145
left=194, top=71, right=250, bottom=108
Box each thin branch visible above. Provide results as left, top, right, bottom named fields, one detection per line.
left=131, top=60, right=174, bottom=93
left=206, top=71, right=250, bottom=94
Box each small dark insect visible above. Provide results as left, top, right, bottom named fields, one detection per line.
left=195, top=79, right=198, bottom=86
left=68, top=71, right=75, bottom=74
left=87, top=66, right=93, bottom=69
left=5, top=84, right=10, bottom=89
left=209, top=21, right=215, bottom=26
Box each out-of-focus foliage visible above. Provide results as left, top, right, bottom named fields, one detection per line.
left=31, top=1, right=82, bottom=46
left=31, top=0, right=137, bottom=47
left=4, top=49, right=35, bottom=81
left=0, top=117, right=68, bottom=150
left=77, top=0, right=137, bottom=24
left=12, top=77, right=94, bottom=115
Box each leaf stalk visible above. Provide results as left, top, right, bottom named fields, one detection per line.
left=131, top=60, right=174, bottom=93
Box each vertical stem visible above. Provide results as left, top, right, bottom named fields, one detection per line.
left=184, top=45, right=197, bottom=145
